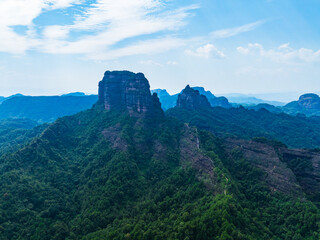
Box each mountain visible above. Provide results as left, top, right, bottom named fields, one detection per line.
left=283, top=93, right=320, bottom=116
left=0, top=95, right=98, bottom=123
left=0, top=71, right=319, bottom=239
left=177, top=85, right=211, bottom=110
left=168, top=86, right=320, bottom=149
left=98, top=71, right=163, bottom=118
left=62, top=92, right=87, bottom=97
left=0, top=94, right=24, bottom=104
left=152, top=87, right=231, bottom=111
left=224, top=93, right=285, bottom=106
left=150, top=89, right=178, bottom=111
left=192, top=87, right=231, bottom=108
left=247, top=103, right=283, bottom=114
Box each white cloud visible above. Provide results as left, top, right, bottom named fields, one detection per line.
left=237, top=43, right=320, bottom=63
left=236, top=46, right=250, bottom=55
left=278, top=43, right=290, bottom=50
left=41, top=2, right=197, bottom=58
left=185, top=44, right=225, bottom=59
left=0, top=0, right=197, bottom=59
left=47, top=0, right=81, bottom=10
left=0, top=0, right=81, bottom=54
left=210, top=20, right=266, bottom=39
left=43, top=25, right=70, bottom=39
left=167, top=60, right=178, bottom=65
left=139, top=60, right=162, bottom=66
left=86, top=37, right=184, bottom=60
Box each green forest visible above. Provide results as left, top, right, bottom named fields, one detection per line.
left=167, top=106, right=320, bottom=149
left=0, top=106, right=319, bottom=239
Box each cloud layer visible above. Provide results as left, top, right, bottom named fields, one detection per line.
left=185, top=44, right=225, bottom=59
left=237, top=43, right=320, bottom=63
left=0, top=0, right=197, bottom=59
left=211, top=20, right=266, bottom=39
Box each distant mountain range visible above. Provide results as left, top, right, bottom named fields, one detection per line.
left=222, top=93, right=286, bottom=106
left=152, top=89, right=320, bottom=117
left=0, top=93, right=24, bottom=103
left=151, top=87, right=231, bottom=110
left=1, top=88, right=320, bottom=124
left=246, top=93, right=320, bottom=117
left=0, top=93, right=98, bottom=122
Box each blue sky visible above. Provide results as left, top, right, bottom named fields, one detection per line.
left=0, top=0, right=320, bottom=101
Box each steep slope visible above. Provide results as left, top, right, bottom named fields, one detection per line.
left=0, top=71, right=319, bottom=240
left=0, top=95, right=98, bottom=123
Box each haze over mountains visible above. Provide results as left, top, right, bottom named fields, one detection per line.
left=0, top=94, right=98, bottom=123
left=0, top=70, right=319, bottom=239
left=1, top=84, right=320, bottom=124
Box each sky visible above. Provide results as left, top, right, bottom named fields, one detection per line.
left=0, top=0, right=320, bottom=101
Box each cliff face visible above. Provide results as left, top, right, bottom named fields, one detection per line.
left=223, top=137, right=320, bottom=200
left=176, top=85, right=211, bottom=110
left=224, top=138, right=304, bottom=197
left=98, top=71, right=163, bottom=117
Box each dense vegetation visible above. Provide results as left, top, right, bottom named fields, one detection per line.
left=0, top=106, right=319, bottom=239
left=167, top=106, right=320, bottom=149
left=0, top=119, right=47, bottom=156
left=0, top=95, right=98, bottom=123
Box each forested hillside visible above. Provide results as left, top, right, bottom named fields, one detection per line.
left=167, top=105, right=320, bottom=149
left=0, top=119, right=47, bottom=156
left=0, top=107, right=319, bottom=240
left=0, top=71, right=319, bottom=239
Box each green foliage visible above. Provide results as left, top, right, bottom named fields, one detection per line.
left=0, top=108, right=318, bottom=239
left=167, top=106, right=320, bottom=149
left=0, top=118, right=47, bottom=156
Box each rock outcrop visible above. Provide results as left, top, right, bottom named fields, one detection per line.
left=193, top=87, right=231, bottom=108
left=224, top=138, right=304, bottom=197
left=298, top=93, right=320, bottom=109
left=279, top=148, right=320, bottom=201
left=151, top=89, right=178, bottom=111
left=176, top=85, right=211, bottom=110
left=98, top=71, right=163, bottom=118
left=283, top=93, right=320, bottom=116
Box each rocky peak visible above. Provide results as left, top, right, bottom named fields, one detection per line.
left=298, top=93, right=320, bottom=109
left=176, top=85, right=211, bottom=110
left=98, top=71, right=163, bottom=117
left=299, top=93, right=319, bottom=101
left=192, top=87, right=231, bottom=108
left=192, top=87, right=216, bottom=98
left=151, top=89, right=170, bottom=98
